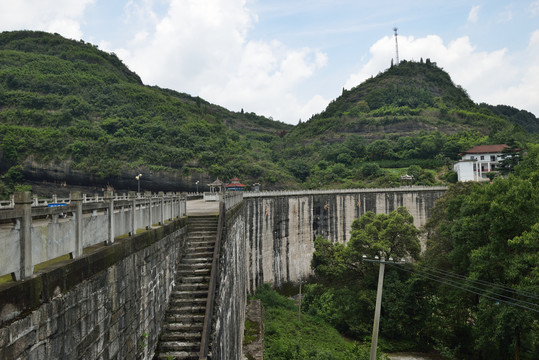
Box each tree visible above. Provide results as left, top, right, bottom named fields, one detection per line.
left=348, top=207, right=420, bottom=260
left=422, top=161, right=539, bottom=359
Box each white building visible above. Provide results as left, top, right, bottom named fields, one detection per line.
left=453, top=144, right=510, bottom=182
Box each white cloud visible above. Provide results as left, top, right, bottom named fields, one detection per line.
left=468, top=5, right=481, bottom=23
left=0, top=0, right=94, bottom=39
left=530, top=1, right=539, bottom=16
left=485, top=30, right=539, bottom=115
left=344, top=32, right=539, bottom=117
left=119, top=0, right=329, bottom=124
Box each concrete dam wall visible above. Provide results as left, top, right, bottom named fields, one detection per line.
left=242, top=187, right=446, bottom=292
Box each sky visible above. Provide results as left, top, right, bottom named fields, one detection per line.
left=0, top=0, right=538, bottom=124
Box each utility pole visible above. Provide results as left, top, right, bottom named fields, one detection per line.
left=298, top=280, right=302, bottom=322
left=363, top=256, right=405, bottom=360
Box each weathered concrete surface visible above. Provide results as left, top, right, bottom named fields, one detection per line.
left=243, top=188, right=446, bottom=291
left=0, top=218, right=188, bottom=360
left=212, top=203, right=248, bottom=360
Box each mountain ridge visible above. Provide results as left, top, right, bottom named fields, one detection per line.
left=0, top=31, right=536, bottom=195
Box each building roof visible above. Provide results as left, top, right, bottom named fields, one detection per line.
left=208, top=178, right=225, bottom=187
left=226, top=177, right=246, bottom=188
left=463, top=144, right=509, bottom=154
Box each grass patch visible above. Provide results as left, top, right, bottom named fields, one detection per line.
left=244, top=318, right=259, bottom=345
left=33, top=253, right=71, bottom=272
left=0, top=273, right=13, bottom=284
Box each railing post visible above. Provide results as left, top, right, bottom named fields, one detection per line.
left=70, top=191, right=83, bottom=258
left=105, top=191, right=115, bottom=245
left=158, top=191, right=165, bottom=225
left=145, top=191, right=152, bottom=229
left=180, top=193, right=184, bottom=217
left=129, top=191, right=136, bottom=236
left=14, top=191, right=32, bottom=280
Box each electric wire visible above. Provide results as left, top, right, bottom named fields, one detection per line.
left=417, top=264, right=539, bottom=300
left=388, top=263, right=539, bottom=313
left=410, top=266, right=539, bottom=310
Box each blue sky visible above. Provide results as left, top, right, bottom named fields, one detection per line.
left=1, top=0, right=538, bottom=124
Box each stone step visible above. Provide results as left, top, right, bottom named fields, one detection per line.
left=165, top=322, right=204, bottom=332
left=176, top=269, right=211, bottom=277
left=188, top=228, right=217, bottom=233
left=188, top=223, right=218, bottom=228
left=187, top=239, right=216, bottom=246
left=178, top=276, right=210, bottom=284
left=160, top=331, right=201, bottom=342
left=176, top=283, right=209, bottom=292
left=155, top=351, right=200, bottom=360
left=164, top=314, right=205, bottom=323
left=187, top=233, right=217, bottom=242
left=184, top=251, right=214, bottom=258
left=171, top=290, right=209, bottom=299
left=158, top=341, right=200, bottom=352
left=166, top=305, right=206, bottom=314
left=187, top=243, right=214, bottom=250
left=177, top=264, right=212, bottom=271
left=186, top=246, right=214, bottom=256
left=169, top=298, right=207, bottom=307
left=182, top=257, right=212, bottom=264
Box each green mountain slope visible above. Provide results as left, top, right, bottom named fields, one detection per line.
left=0, top=31, right=293, bottom=194
left=275, top=60, right=537, bottom=188
left=0, top=31, right=536, bottom=195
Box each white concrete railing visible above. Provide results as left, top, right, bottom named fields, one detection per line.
left=243, top=186, right=448, bottom=198
left=0, top=191, right=186, bottom=280
left=223, top=192, right=244, bottom=211
left=0, top=192, right=168, bottom=208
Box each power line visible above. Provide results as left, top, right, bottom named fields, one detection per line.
left=411, top=267, right=539, bottom=309
left=389, top=264, right=539, bottom=313
left=418, top=264, right=539, bottom=300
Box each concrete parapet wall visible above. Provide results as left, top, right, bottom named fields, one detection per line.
left=0, top=217, right=188, bottom=360
left=0, top=192, right=186, bottom=280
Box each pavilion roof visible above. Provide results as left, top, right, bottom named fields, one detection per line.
left=208, top=178, right=225, bottom=187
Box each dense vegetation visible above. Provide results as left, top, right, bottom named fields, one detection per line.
left=275, top=59, right=537, bottom=189
left=0, top=31, right=293, bottom=196
left=0, top=31, right=537, bottom=196
left=253, top=283, right=388, bottom=360
left=301, top=145, right=539, bottom=359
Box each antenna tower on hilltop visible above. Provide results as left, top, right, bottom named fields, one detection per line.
left=393, top=27, right=399, bottom=65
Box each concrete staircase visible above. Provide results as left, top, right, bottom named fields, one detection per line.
left=154, top=215, right=218, bottom=360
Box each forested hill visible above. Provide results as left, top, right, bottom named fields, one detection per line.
left=291, top=59, right=537, bottom=141
left=274, top=60, right=537, bottom=189
left=0, top=31, right=292, bottom=194
left=0, top=31, right=537, bottom=195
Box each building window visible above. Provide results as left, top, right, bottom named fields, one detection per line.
left=480, top=155, right=485, bottom=160
left=491, top=155, right=496, bottom=161
left=471, top=156, right=475, bottom=160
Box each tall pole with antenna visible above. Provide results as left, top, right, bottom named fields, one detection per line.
left=393, top=27, right=400, bottom=65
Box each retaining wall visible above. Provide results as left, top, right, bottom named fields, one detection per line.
left=0, top=218, right=188, bottom=360
left=211, top=203, right=248, bottom=360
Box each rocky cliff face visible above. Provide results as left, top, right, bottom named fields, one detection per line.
left=20, top=158, right=213, bottom=195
